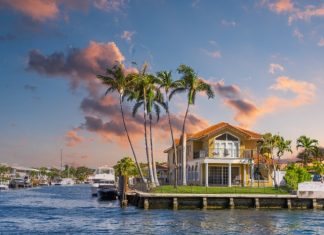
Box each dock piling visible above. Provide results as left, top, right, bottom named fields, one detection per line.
left=173, top=197, right=178, bottom=210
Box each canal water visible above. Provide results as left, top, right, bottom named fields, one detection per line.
left=0, top=185, right=323, bottom=234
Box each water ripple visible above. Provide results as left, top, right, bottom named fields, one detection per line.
left=0, top=185, right=323, bottom=234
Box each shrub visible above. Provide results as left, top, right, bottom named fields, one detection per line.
left=284, top=164, right=312, bottom=190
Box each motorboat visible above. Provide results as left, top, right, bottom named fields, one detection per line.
left=91, top=166, right=117, bottom=199
left=54, top=178, right=75, bottom=186
left=97, top=182, right=118, bottom=200
left=0, top=184, right=9, bottom=191
left=39, top=179, right=50, bottom=186
left=9, top=177, right=31, bottom=188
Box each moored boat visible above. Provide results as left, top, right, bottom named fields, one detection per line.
left=91, top=166, right=117, bottom=199
left=0, top=184, right=9, bottom=191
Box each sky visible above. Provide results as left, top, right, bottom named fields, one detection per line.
left=1, top=0, right=324, bottom=168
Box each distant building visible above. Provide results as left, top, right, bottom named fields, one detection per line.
left=164, top=122, right=274, bottom=187
left=10, top=165, right=39, bottom=178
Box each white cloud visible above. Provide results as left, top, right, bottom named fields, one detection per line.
left=203, top=49, right=221, bottom=59
left=121, top=30, right=135, bottom=42
left=293, top=28, right=304, bottom=41
left=221, top=19, right=237, bottom=27
left=269, top=63, right=284, bottom=74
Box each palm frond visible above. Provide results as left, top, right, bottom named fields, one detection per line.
left=169, top=87, right=186, bottom=100
left=132, top=101, right=143, bottom=117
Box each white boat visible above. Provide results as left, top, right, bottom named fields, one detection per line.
left=39, top=179, right=50, bottom=186
left=0, top=184, right=9, bottom=191
left=91, top=166, right=117, bottom=199
left=54, top=178, right=75, bottom=186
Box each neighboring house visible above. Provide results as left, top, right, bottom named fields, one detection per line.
left=164, top=122, right=273, bottom=187
left=10, top=165, right=39, bottom=178
left=156, top=162, right=169, bottom=185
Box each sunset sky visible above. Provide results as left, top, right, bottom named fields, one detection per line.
left=1, top=0, right=324, bottom=168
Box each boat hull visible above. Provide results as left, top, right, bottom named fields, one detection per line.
left=98, top=189, right=118, bottom=200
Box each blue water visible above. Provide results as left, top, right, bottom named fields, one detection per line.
left=0, top=185, right=323, bottom=234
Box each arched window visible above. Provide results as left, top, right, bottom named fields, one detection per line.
left=214, top=133, right=240, bottom=158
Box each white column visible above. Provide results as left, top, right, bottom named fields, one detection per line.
left=228, top=163, right=232, bottom=187
left=205, top=163, right=209, bottom=187
left=243, top=165, right=246, bottom=187
left=200, top=164, right=203, bottom=185
left=251, top=164, right=254, bottom=186
left=182, top=134, right=187, bottom=185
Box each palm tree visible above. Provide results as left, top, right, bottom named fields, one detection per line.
left=114, top=156, right=137, bottom=202
left=296, top=135, right=319, bottom=166
left=132, top=73, right=164, bottom=187
left=276, top=136, right=292, bottom=163
left=127, top=63, right=156, bottom=187
left=260, top=133, right=287, bottom=187
left=170, top=64, right=215, bottom=185
left=156, top=70, right=182, bottom=188
left=275, top=136, right=292, bottom=187
left=97, top=63, right=145, bottom=184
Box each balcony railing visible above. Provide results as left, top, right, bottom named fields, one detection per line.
left=193, top=149, right=257, bottom=159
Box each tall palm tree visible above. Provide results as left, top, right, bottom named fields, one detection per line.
left=97, top=63, right=145, bottom=183
left=132, top=75, right=164, bottom=187
left=156, top=70, right=182, bottom=188
left=127, top=63, right=157, bottom=187
left=170, top=64, right=215, bottom=185
left=296, top=135, right=319, bottom=166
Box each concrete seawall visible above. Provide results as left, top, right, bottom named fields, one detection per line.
left=126, top=192, right=324, bottom=210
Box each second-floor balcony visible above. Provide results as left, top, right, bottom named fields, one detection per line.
left=193, top=149, right=257, bottom=159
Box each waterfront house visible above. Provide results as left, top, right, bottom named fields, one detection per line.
left=164, top=122, right=273, bottom=187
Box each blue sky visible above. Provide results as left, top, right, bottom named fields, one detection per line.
left=1, top=0, right=324, bottom=168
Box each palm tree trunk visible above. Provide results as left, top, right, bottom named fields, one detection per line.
left=272, top=156, right=278, bottom=188
left=165, top=97, right=178, bottom=188
left=143, top=93, right=155, bottom=187
left=119, top=94, right=145, bottom=184
left=181, top=102, right=190, bottom=135
left=180, top=102, right=190, bottom=186
left=149, top=114, right=159, bottom=186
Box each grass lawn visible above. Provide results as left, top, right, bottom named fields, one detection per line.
left=150, top=185, right=290, bottom=194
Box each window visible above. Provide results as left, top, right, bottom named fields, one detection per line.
left=214, top=133, right=239, bottom=158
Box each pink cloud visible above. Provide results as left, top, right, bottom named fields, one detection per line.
left=318, top=38, right=324, bottom=47
left=268, top=0, right=294, bottom=13
left=0, top=0, right=125, bottom=22
left=212, top=76, right=316, bottom=127
left=27, top=41, right=124, bottom=96
left=0, top=0, right=59, bottom=22
left=65, top=130, right=85, bottom=147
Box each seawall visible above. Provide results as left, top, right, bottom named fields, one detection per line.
left=126, top=192, right=324, bottom=210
